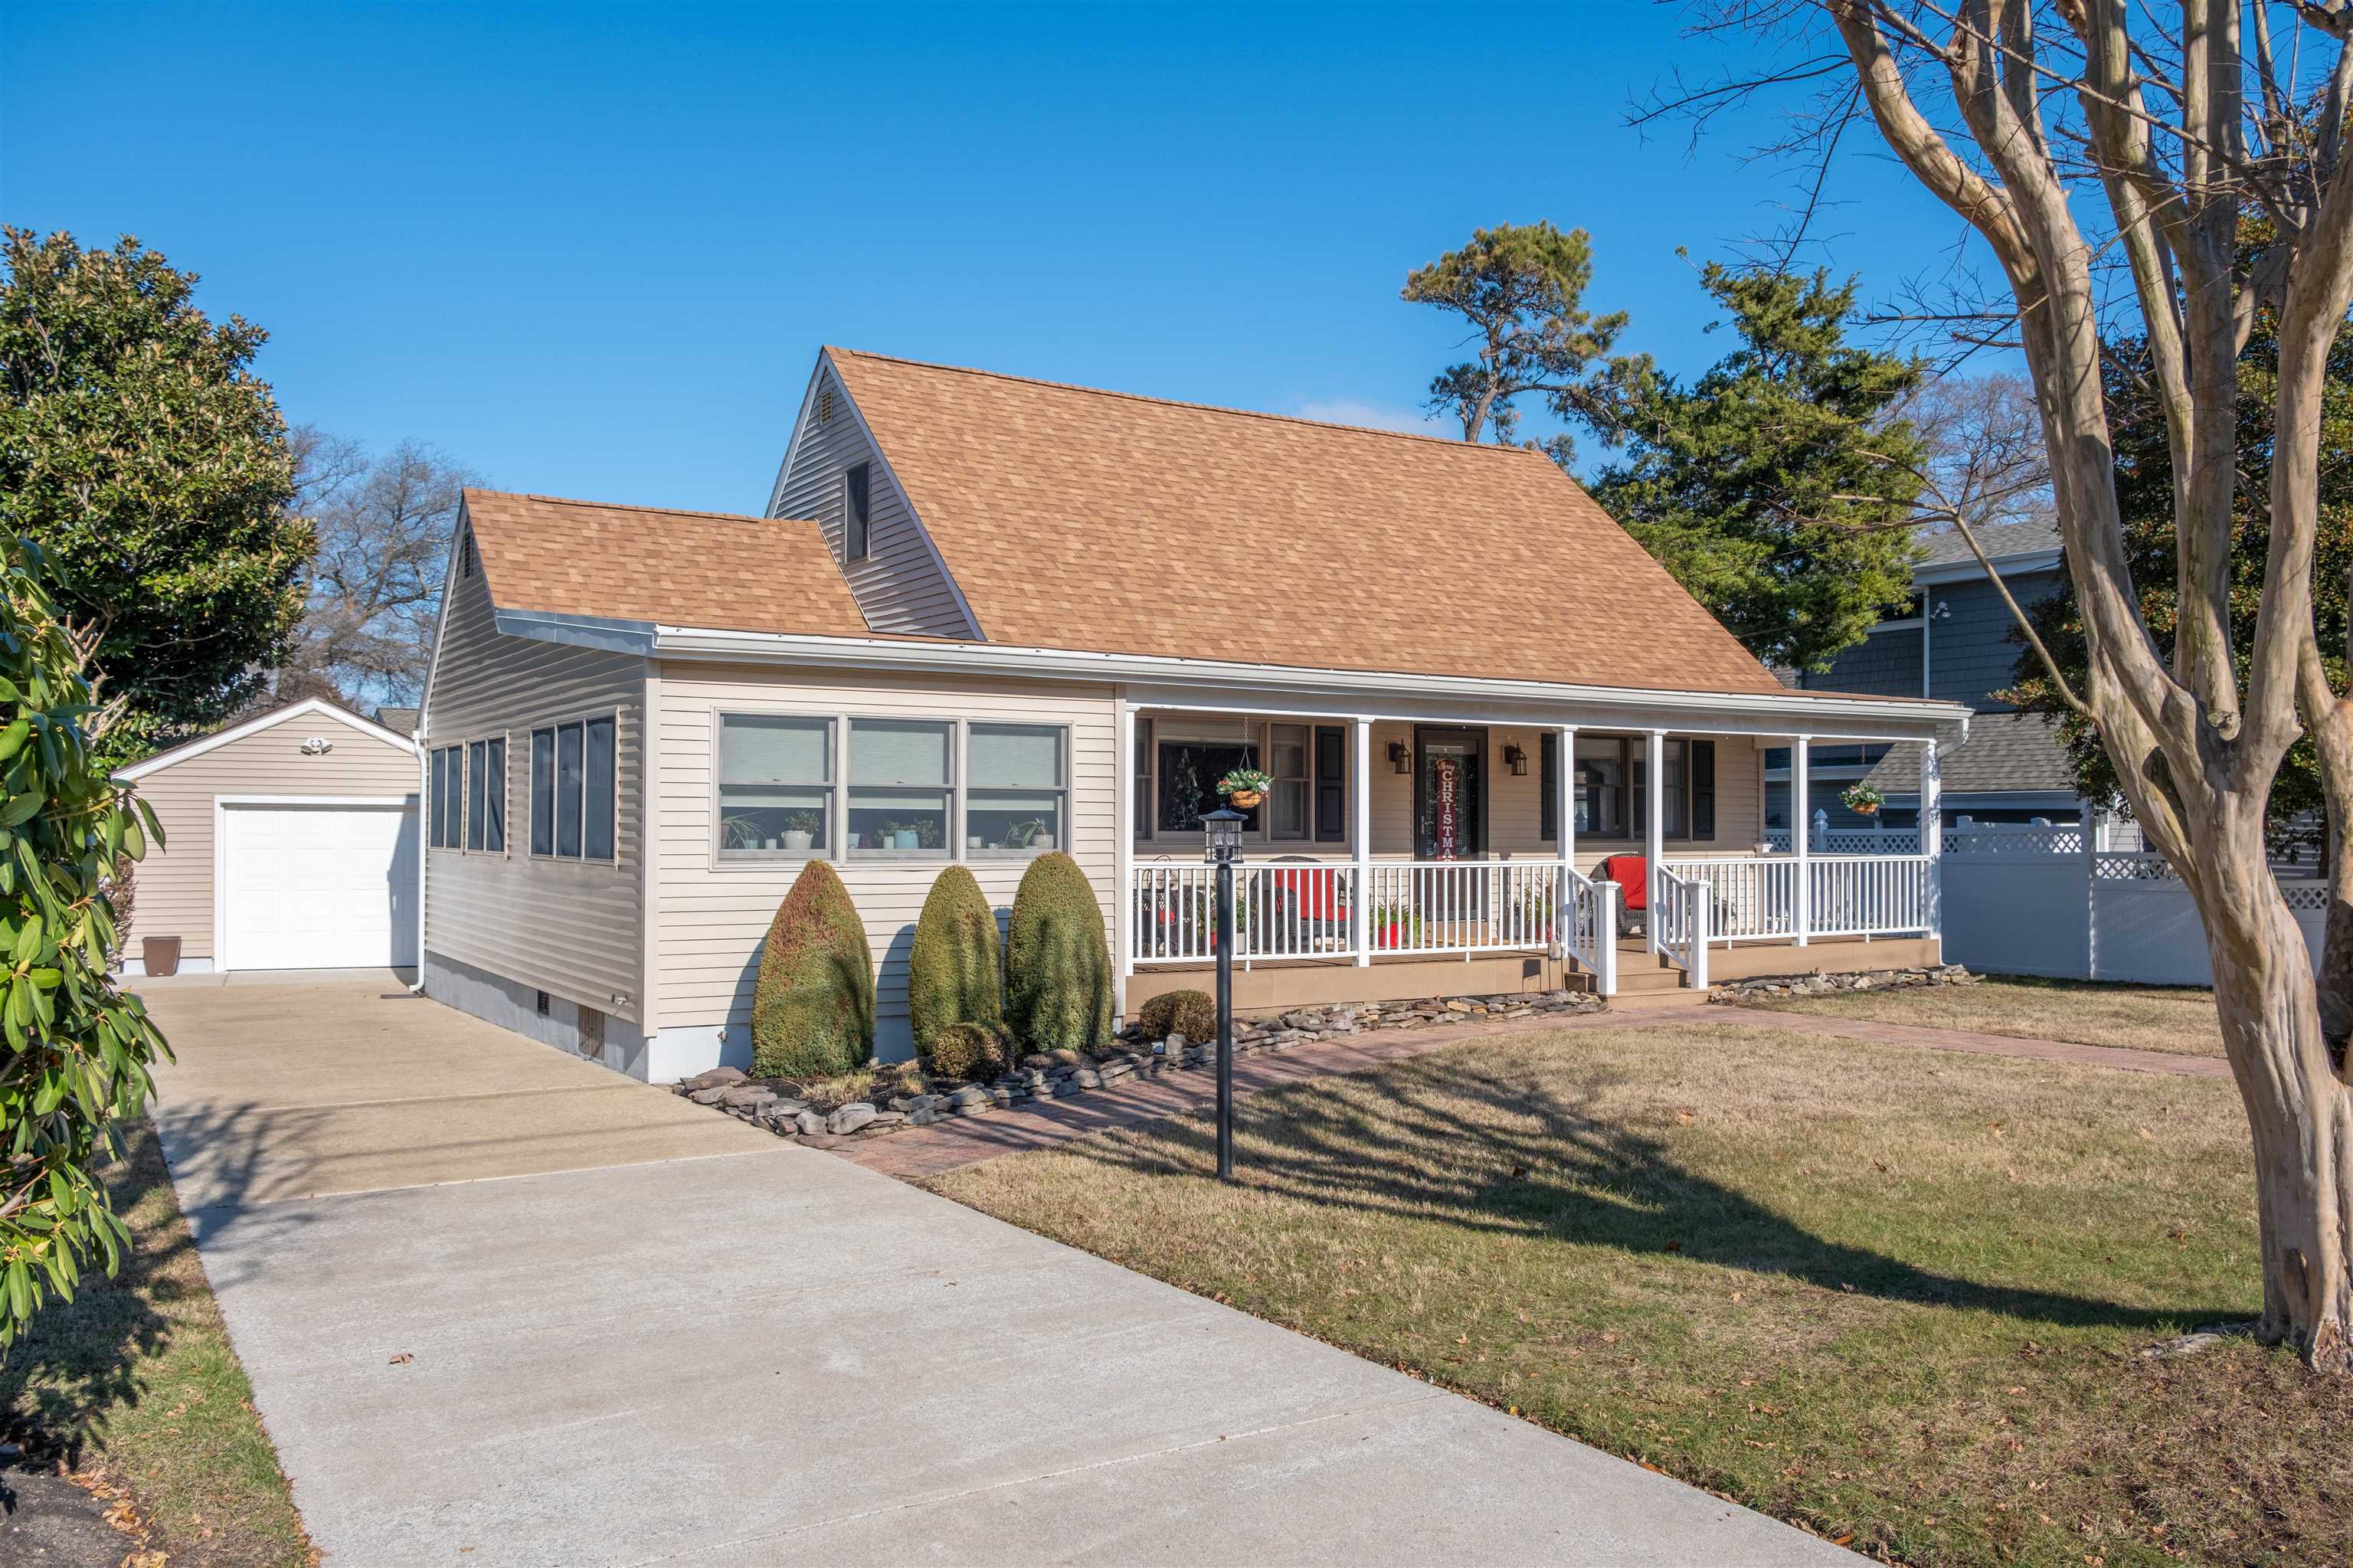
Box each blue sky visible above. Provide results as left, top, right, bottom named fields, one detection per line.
left=3, top=2, right=1976, bottom=514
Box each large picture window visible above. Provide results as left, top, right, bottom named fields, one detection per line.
left=531, top=715, right=617, bottom=863
left=1572, top=735, right=1715, bottom=841
left=1155, top=737, right=1258, bottom=834
left=848, top=718, right=951, bottom=856
left=967, top=723, right=1065, bottom=854
left=718, top=714, right=831, bottom=858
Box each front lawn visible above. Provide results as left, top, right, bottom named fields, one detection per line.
left=1739, top=974, right=2224, bottom=1058
left=1, top=1121, right=312, bottom=1566
left=935, top=1020, right=2348, bottom=1567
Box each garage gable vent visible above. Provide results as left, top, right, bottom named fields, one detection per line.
left=460, top=530, right=477, bottom=578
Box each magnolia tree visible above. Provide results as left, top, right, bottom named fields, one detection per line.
left=1667, top=0, right=2353, bottom=1369
left=0, top=538, right=168, bottom=1346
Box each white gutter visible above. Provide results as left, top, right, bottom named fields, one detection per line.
left=649, top=624, right=1972, bottom=733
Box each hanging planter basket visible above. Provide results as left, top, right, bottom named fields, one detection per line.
left=1841, top=782, right=1886, bottom=817
left=1218, top=768, right=1273, bottom=813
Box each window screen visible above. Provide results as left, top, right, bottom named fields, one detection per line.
left=968, top=723, right=1065, bottom=854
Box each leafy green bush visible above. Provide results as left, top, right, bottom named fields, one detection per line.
left=925, top=1021, right=1011, bottom=1084
left=751, top=859, right=874, bottom=1079
left=907, top=866, right=1003, bottom=1072
left=1003, top=852, right=1113, bottom=1052
left=0, top=538, right=171, bottom=1347
left=1137, top=988, right=1216, bottom=1042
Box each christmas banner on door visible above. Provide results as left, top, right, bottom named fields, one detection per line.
left=1433, top=755, right=1461, bottom=861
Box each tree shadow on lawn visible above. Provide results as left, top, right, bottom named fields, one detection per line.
left=1059, top=1053, right=2227, bottom=1333
left=1, top=1121, right=185, bottom=1467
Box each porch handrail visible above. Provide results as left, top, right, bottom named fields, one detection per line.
left=1563, top=865, right=1618, bottom=997
left=1653, top=864, right=1709, bottom=990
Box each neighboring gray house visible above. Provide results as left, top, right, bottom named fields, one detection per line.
left=1767, top=522, right=2081, bottom=831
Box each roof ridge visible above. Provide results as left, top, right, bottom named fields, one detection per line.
left=823, top=346, right=1550, bottom=458
left=465, top=488, right=821, bottom=527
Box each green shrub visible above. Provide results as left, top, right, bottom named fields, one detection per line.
left=1003, top=852, right=1114, bottom=1051
left=926, top=1021, right=1011, bottom=1083
left=1137, top=988, right=1216, bottom=1042
left=907, top=865, right=1003, bottom=1070
left=0, top=538, right=171, bottom=1348
left=751, top=859, right=874, bottom=1079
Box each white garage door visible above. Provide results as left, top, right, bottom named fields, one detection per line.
left=221, top=804, right=419, bottom=971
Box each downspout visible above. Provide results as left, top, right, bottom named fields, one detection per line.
left=410, top=719, right=428, bottom=994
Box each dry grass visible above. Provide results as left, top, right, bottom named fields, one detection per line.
left=1740, top=975, right=2224, bottom=1058
left=1, top=1121, right=312, bottom=1566
left=936, top=1020, right=2349, bottom=1568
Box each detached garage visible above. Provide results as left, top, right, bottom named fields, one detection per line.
left=115, top=697, right=423, bottom=976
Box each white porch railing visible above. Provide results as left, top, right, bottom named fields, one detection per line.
left=1128, top=859, right=1619, bottom=994
left=1360, top=861, right=1557, bottom=955
left=1131, top=863, right=1360, bottom=963
left=1653, top=864, right=1710, bottom=988
left=1657, top=856, right=1799, bottom=942
left=1659, top=853, right=1934, bottom=943
left=1808, top=854, right=1934, bottom=938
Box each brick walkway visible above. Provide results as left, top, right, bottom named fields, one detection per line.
left=833, top=999, right=2231, bottom=1181
left=1732, top=1007, right=2233, bottom=1080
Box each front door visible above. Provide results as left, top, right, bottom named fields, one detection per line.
left=1413, top=726, right=1487, bottom=859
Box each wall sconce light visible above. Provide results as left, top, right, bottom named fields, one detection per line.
left=1386, top=741, right=1410, bottom=774
left=1502, top=744, right=1529, bottom=777
left=1932, top=601, right=1953, bottom=621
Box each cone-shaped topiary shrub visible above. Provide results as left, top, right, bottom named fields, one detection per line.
left=751, top=859, right=875, bottom=1079
left=925, top=1021, right=1011, bottom=1084
left=1137, top=988, right=1216, bottom=1043
left=1004, top=851, right=1114, bottom=1051
left=908, top=865, right=1004, bottom=1072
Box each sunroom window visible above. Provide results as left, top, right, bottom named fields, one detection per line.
left=847, top=719, right=951, bottom=855
left=967, top=723, right=1065, bottom=854
left=718, top=715, right=831, bottom=858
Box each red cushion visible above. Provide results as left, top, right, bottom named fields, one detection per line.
left=1599, top=853, right=1648, bottom=910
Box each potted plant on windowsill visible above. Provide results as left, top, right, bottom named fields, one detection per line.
left=1841, top=781, right=1886, bottom=817
left=782, top=810, right=820, bottom=853
left=1218, top=768, right=1273, bottom=811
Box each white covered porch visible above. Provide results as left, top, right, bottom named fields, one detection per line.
left=1111, top=689, right=1957, bottom=1007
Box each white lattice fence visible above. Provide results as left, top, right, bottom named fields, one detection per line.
left=1942, top=840, right=2328, bottom=985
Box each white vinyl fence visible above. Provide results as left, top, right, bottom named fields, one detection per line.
left=1941, top=821, right=2328, bottom=985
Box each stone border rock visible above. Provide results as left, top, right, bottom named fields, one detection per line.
left=1707, top=963, right=1980, bottom=1003
left=669, top=987, right=1608, bottom=1144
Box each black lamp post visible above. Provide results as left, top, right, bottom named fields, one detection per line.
left=1201, top=805, right=1245, bottom=1181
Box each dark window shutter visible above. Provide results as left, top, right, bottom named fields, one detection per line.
left=1314, top=726, right=1347, bottom=840
left=1691, top=740, right=1716, bottom=840
left=1540, top=732, right=1559, bottom=841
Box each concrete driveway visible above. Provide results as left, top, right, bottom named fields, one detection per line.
left=142, top=974, right=1848, bottom=1566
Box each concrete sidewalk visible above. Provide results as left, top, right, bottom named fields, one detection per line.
left=141, top=975, right=1849, bottom=1566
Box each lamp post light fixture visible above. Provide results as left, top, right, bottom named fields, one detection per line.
left=1201, top=805, right=1245, bottom=1181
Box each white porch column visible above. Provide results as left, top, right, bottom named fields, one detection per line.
left=1644, top=728, right=1665, bottom=956
left=1792, top=735, right=1811, bottom=947
left=1350, top=717, right=1372, bottom=966
left=1114, top=702, right=1136, bottom=1013
left=1921, top=735, right=1942, bottom=947
left=1556, top=725, right=1576, bottom=971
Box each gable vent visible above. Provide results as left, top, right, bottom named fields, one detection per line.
left=460, top=530, right=477, bottom=578
left=819, top=383, right=836, bottom=425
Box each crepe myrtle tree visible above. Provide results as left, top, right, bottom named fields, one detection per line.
left=1654, top=0, right=2353, bottom=1368
left=0, top=536, right=168, bottom=1347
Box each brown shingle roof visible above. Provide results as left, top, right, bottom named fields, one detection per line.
left=826, top=349, right=1786, bottom=696
left=462, top=490, right=873, bottom=638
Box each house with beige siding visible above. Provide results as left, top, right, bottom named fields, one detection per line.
left=418, top=349, right=1972, bottom=1082
left=115, top=696, right=422, bottom=976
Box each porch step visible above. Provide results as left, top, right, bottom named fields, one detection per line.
left=1610, top=965, right=1688, bottom=995
left=1607, top=986, right=1715, bottom=1010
